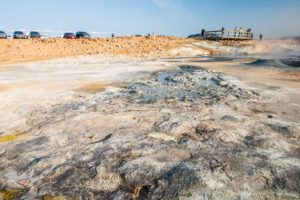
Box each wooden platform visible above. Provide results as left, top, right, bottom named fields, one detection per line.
left=203, top=30, right=253, bottom=40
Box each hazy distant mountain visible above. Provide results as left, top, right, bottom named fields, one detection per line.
left=280, top=36, right=300, bottom=41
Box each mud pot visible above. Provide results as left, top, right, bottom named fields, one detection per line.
left=0, top=54, right=299, bottom=200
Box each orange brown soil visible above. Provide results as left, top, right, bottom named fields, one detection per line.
left=78, top=83, right=107, bottom=93
left=0, top=84, right=9, bottom=91
left=0, top=37, right=195, bottom=65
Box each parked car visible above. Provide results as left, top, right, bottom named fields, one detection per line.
left=13, top=31, right=27, bottom=39
left=76, top=31, right=90, bottom=39
left=63, top=32, right=76, bottom=39
left=29, top=31, right=41, bottom=38
left=0, top=31, right=7, bottom=39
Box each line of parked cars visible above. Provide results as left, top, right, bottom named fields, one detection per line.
left=0, top=31, right=91, bottom=39
left=63, top=32, right=91, bottom=39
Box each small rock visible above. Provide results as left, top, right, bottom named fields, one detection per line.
left=18, top=179, right=30, bottom=187
left=148, top=132, right=177, bottom=142
left=183, top=96, right=190, bottom=102
left=86, top=166, right=123, bottom=192
left=219, top=81, right=228, bottom=87
left=246, top=90, right=252, bottom=95
left=221, top=115, right=238, bottom=122
left=0, top=149, right=5, bottom=156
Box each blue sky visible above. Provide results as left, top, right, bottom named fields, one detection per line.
left=0, top=0, right=300, bottom=38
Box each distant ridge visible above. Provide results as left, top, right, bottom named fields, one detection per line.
left=280, top=36, right=300, bottom=41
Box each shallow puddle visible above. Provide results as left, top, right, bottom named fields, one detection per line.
left=78, top=83, right=106, bottom=93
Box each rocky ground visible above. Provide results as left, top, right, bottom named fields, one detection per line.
left=0, top=55, right=299, bottom=199
left=0, top=39, right=300, bottom=199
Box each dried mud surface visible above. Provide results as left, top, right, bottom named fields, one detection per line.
left=0, top=40, right=300, bottom=199
left=0, top=56, right=299, bottom=200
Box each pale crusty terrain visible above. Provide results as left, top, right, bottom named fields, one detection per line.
left=0, top=38, right=299, bottom=199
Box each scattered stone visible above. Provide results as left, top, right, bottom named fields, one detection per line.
left=219, top=80, right=228, bottom=87
left=266, top=123, right=293, bottom=136
left=42, top=194, right=68, bottom=200
left=194, top=123, right=217, bottom=141
left=244, top=135, right=265, bottom=147
left=148, top=132, right=177, bottom=142
left=85, top=165, right=123, bottom=192
left=221, top=115, right=238, bottom=122
left=88, top=133, right=112, bottom=144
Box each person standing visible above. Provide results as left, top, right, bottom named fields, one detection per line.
left=221, top=27, right=225, bottom=38
left=259, top=34, right=263, bottom=40
left=234, top=27, right=237, bottom=37
left=201, top=29, right=205, bottom=38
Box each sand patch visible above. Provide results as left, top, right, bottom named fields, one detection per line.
left=0, top=37, right=195, bottom=65
left=0, top=84, right=10, bottom=91
left=0, top=65, right=21, bottom=73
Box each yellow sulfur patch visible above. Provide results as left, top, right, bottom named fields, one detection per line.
left=42, top=194, right=67, bottom=200
left=0, top=189, right=23, bottom=200
left=0, top=132, right=23, bottom=144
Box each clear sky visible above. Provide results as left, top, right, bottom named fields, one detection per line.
left=1, top=0, right=300, bottom=38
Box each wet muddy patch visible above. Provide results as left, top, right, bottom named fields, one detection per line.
left=77, top=82, right=106, bottom=93
left=127, top=65, right=255, bottom=104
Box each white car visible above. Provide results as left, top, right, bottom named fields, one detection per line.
left=0, top=31, right=7, bottom=39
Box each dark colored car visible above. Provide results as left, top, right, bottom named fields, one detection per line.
left=13, top=31, right=27, bottom=39
left=29, top=31, right=41, bottom=38
left=0, top=31, right=7, bottom=39
left=76, top=31, right=90, bottom=39
left=63, top=32, right=76, bottom=39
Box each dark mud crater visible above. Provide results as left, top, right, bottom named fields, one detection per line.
left=127, top=65, right=255, bottom=104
